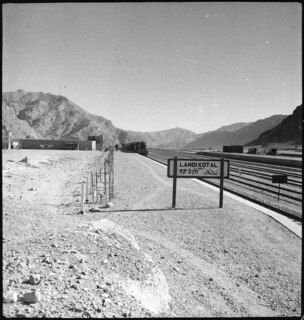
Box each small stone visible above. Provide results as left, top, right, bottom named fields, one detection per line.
left=105, top=202, right=113, bottom=208
left=103, top=259, right=109, bottom=264
left=29, top=274, right=42, bottom=285
left=42, top=311, right=52, bottom=317
left=70, top=250, right=78, bottom=254
left=102, top=298, right=112, bottom=306
left=23, top=291, right=41, bottom=304
left=4, top=290, right=18, bottom=303
left=51, top=243, right=59, bottom=248
left=74, top=307, right=82, bottom=312
left=16, top=312, right=27, bottom=318
left=96, top=284, right=107, bottom=291
left=209, top=277, right=213, bottom=281
left=223, top=249, right=229, bottom=254
left=89, top=207, right=102, bottom=212
left=71, top=284, right=79, bottom=290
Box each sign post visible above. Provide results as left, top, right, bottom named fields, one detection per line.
left=272, top=174, right=288, bottom=202
left=167, top=158, right=229, bottom=208
left=172, top=156, right=178, bottom=208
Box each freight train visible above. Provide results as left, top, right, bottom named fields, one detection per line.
left=122, top=141, right=148, bottom=156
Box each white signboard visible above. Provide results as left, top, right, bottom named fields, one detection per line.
left=167, top=159, right=229, bottom=178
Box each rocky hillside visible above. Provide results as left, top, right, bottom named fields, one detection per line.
left=246, top=106, right=302, bottom=146
left=125, top=128, right=197, bottom=149
left=215, top=122, right=252, bottom=132
left=183, top=114, right=287, bottom=150
left=124, top=124, right=253, bottom=150
left=2, top=90, right=121, bottom=147
left=3, top=90, right=298, bottom=150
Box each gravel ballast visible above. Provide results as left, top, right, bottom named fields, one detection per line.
left=2, top=150, right=301, bottom=317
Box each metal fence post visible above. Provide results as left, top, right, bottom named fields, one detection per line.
left=219, top=157, right=224, bottom=208
left=111, top=149, right=114, bottom=198
left=80, top=181, right=85, bottom=213
left=104, top=158, right=107, bottom=202
left=91, top=172, right=94, bottom=203
left=85, top=176, right=89, bottom=203
left=95, top=171, right=98, bottom=204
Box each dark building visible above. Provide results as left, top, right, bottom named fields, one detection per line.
left=15, top=139, right=95, bottom=150
left=223, top=145, right=244, bottom=153
left=88, top=135, right=103, bottom=150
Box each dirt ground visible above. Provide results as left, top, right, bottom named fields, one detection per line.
left=2, top=149, right=302, bottom=317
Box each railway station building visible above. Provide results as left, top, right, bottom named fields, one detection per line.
left=2, top=132, right=104, bottom=151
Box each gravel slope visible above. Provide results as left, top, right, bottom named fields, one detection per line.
left=102, top=151, right=302, bottom=317
left=2, top=150, right=301, bottom=317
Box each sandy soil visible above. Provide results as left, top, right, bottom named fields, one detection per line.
left=2, top=149, right=302, bottom=317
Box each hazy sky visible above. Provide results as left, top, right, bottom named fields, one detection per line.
left=3, top=2, right=302, bottom=133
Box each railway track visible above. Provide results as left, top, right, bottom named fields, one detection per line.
left=146, top=148, right=302, bottom=222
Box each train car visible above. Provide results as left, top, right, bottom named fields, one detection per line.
left=130, top=142, right=137, bottom=152
left=124, top=141, right=148, bottom=156
left=137, top=141, right=148, bottom=156
left=121, top=141, right=148, bottom=156
left=223, top=145, right=244, bottom=153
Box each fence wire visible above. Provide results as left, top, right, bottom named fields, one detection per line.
left=80, top=147, right=114, bottom=212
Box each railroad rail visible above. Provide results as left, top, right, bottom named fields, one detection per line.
left=146, top=148, right=302, bottom=222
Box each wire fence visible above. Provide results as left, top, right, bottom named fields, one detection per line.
left=79, top=147, right=114, bottom=213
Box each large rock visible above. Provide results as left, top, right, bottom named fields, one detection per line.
left=23, top=291, right=41, bottom=303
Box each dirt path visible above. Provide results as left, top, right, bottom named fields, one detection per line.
left=2, top=150, right=301, bottom=317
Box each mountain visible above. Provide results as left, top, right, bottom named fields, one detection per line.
left=125, top=127, right=197, bottom=149
left=215, top=122, right=252, bottom=132
left=3, top=90, right=298, bottom=150
left=246, top=106, right=302, bottom=146
left=183, top=114, right=288, bottom=150
left=123, top=123, right=252, bottom=149
left=2, top=90, right=121, bottom=147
